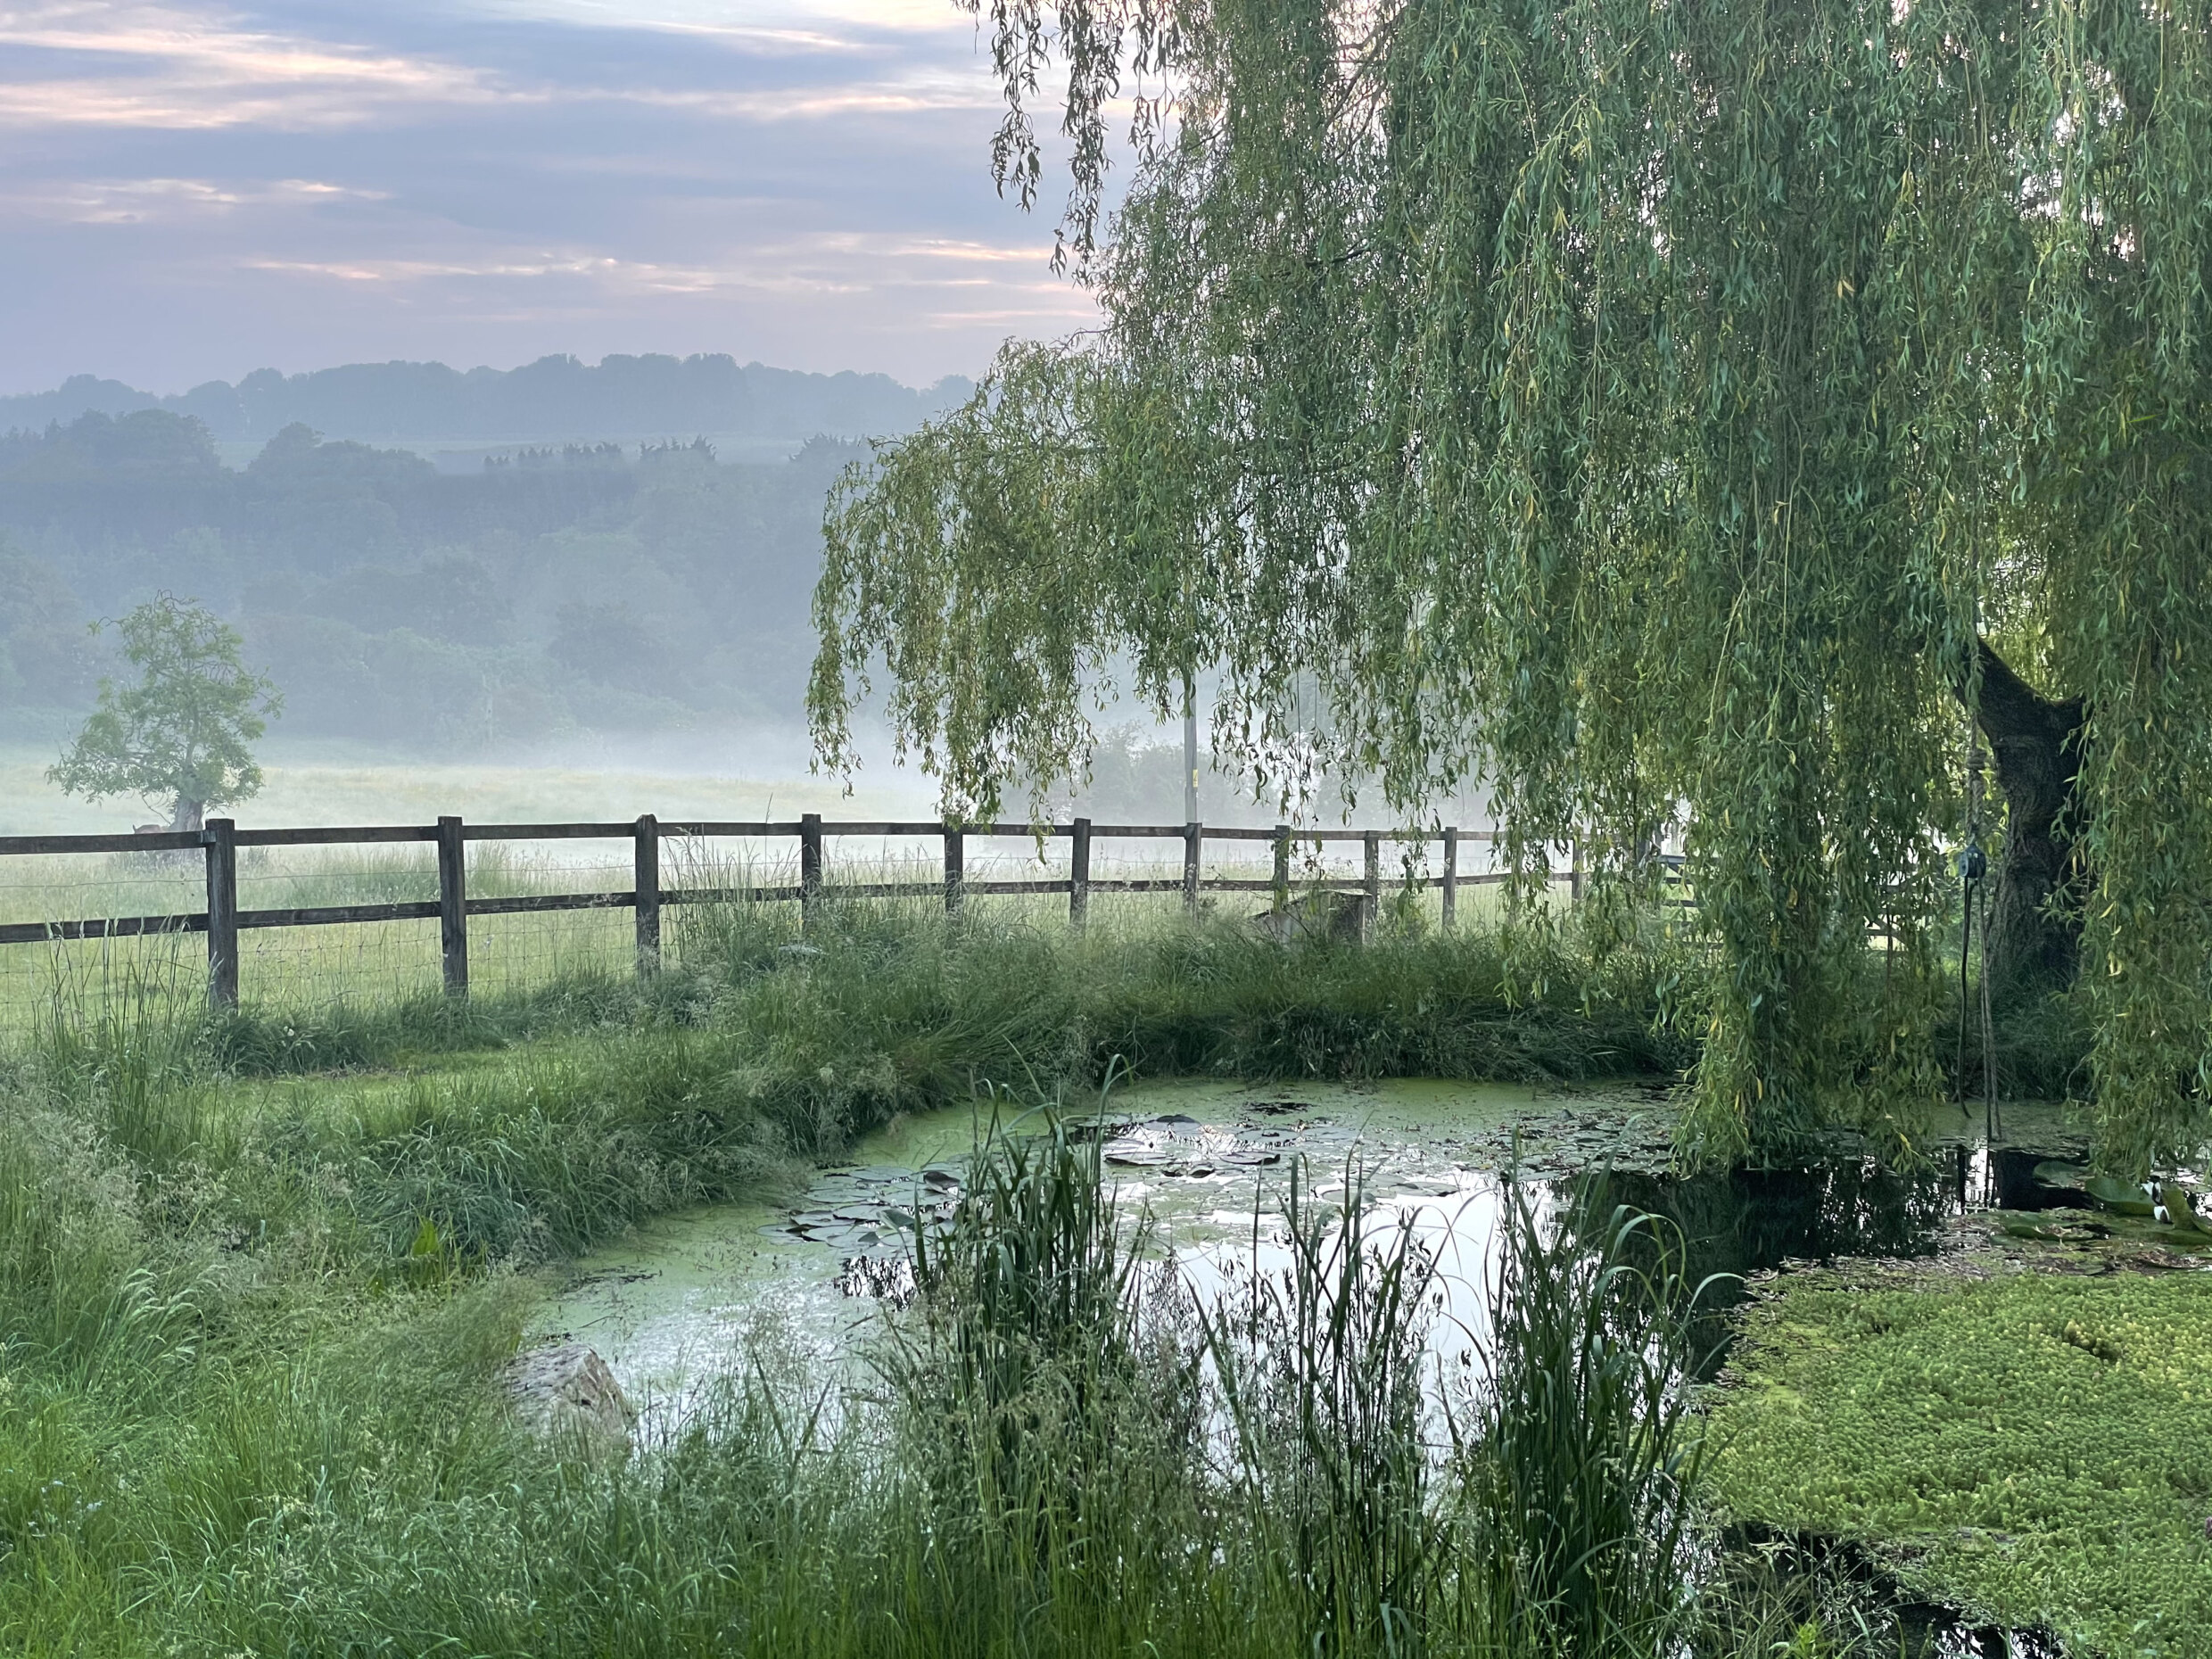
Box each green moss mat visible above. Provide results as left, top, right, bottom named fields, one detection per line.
left=1707, top=1267, right=2212, bottom=1654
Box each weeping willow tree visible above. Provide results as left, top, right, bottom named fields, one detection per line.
left=811, top=0, right=2211, bottom=1171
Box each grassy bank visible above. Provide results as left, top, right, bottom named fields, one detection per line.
left=0, top=898, right=1754, bottom=1655
left=17, top=890, right=2100, bottom=1655
left=174, top=892, right=1691, bottom=1129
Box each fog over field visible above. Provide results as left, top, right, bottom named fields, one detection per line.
left=0, top=355, right=1322, bottom=836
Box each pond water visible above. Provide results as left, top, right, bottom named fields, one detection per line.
left=522, top=1080, right=2112, bottom=1655
left=532, top=1077, right=2076, bottom=1421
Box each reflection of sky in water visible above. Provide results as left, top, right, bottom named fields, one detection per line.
left=1163, top=1173, right=1512, bottom=1382
left=539, top=1075, right=2061, bottom=1431
left=538, top=1077, right=1581, bottom=1430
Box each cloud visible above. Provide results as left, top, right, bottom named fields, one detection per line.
left=2, top=175, right=389, bottom=222
left=0, top=0, right=1100, bottom=389
left=0, top=0, right=998, bottom=130
left=240, top=232, right=1071, bottom=300
left=0, top=2, right=517, bottom=128
left=471, top=0, right=970, bottom=40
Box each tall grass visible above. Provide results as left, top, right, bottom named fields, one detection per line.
left=1462, top=1184, right=1713, bottom=1655
left=224, top=892, right=1688, bottom=1095
left=0, top=1005, right=1899, bottom=1659
left=866, top=1123, right=1717, bottom=1658
left=1207, top=1160, right=1442, bottom=1649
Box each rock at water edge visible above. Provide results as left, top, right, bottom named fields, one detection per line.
left=508, top=1341, right=635, bottom=1447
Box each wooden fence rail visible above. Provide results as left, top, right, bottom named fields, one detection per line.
left=0, top=813, right=1586, bottom=1011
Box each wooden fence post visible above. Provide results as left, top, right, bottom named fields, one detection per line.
left=1441, top=826, right=1458, bottom=929
left=1272, top=824, right=1291, bottom=914
left=1363, top=830, right=1381, bottom=938
left=799, top=813, right=823, bottom=927
left=634, top=813, right=660, bottom=977
left=944, top=822, right=965, bottom=916
left=1183, top=820, right=1201, bottom=913
left=437, top=814, right=468, bottom=998
left=1069, top=817, right=1091, bottom=929
left=204, top=817, right=238, bottom=1011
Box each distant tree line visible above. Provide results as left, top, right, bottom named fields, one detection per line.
left=0, top=409, right=861, bottom=751
left=0, top=354, right=974, bottom=445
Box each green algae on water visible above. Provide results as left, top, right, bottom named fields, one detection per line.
left=1707, top=1266, right=2212, bottom=1654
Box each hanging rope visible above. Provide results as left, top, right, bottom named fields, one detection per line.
left=1956, top=718, right=2000, bottom=1154
left=1957, top=833, right=1985, bottom=1113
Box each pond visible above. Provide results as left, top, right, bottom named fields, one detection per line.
left=532, top=1077, right=2080, bottom=1422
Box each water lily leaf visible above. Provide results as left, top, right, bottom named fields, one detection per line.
left=2085, top=1176, right=2156, bottom=1217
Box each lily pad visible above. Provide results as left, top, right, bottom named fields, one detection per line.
left=2085, top=1176, right=2157, bottom=1217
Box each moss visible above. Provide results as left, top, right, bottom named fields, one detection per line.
left=1707, top=1267, right=2212, bottom=1654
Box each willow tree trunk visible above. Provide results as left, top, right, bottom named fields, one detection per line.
left=1971, top=640, right=2085, bottom=992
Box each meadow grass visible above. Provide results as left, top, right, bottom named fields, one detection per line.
left=0, top=833, right=1552, bottom=1030
left=0, top=887, right=1952, bottom=1657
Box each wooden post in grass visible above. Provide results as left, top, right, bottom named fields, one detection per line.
left=1183, top=820, right=1201, bottom=913
left=799, top=813, right=823, bottom=928
left=203, top=816, right=238, bottom=1010
left=1069, top=816, right=1091, bottom=929
left=1441, top=826, right=1458, bottom=929
left=944, top=821, right=965, bottom=916
left=1363, top=830, right=1381, bottom=939
left=437, top=814, right=468, bottom=998
left=1272, top=823, right=1291, bottom=915
left=633, top=813, right=660, bottom=976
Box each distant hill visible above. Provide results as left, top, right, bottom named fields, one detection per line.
left=0, top=406, right=873, bottom=750
left=0, top=354, right=975, bottom=446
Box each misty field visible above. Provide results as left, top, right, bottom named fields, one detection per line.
left=0, top=748, right=1538, bottom=1033
left=0, top=750, right=2158, bottom=1654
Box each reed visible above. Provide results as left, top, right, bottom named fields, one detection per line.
left=0, top=893, right=1843, bottom=1657
left=1457, top=1179, right=1713, bottom=1656
left=1205, top=1160, right=1443, bottom=1650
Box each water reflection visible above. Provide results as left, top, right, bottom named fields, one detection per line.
left=534, top=1083, right=2089, bottom=1657
left=537, top=1082, right=2102, bottom=1426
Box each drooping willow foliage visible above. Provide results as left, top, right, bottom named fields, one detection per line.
left=811, top=0, right=2211, bottom=1169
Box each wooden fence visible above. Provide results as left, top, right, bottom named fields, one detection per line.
left=0, top=813, right=1561, bottom=1011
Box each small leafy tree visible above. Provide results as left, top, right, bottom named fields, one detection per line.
left=51, top=595, right=281, bottom=832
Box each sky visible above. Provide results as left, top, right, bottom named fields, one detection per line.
left=0, top=0, right=1102, bottom=393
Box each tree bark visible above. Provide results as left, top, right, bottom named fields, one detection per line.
left=1969, top=639, right=2085, bottom=991
left=170, top=797, right=205, bottom=833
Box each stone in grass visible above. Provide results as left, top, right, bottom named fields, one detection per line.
left=507, top=1341, right=635, bottom=1449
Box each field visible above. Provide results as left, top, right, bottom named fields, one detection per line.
left=0, top=747, right=1546, bottom=1033
left=0, top=847, right=1811, bottom=1654
left=0, top=758, right=2134, bottom=1657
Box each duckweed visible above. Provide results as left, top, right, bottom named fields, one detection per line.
left=1707, top=1268, right=2212, bottom=1654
